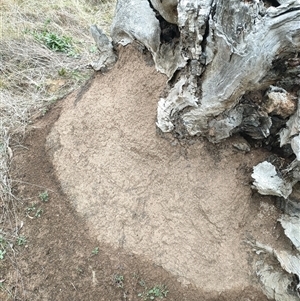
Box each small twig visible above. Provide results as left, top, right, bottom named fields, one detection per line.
left=70, top=282, right=77, bottom=290
left=11, top=180, right=55, bottom=192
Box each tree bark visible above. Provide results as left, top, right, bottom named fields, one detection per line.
left=112, top=0, right=300, bottom=143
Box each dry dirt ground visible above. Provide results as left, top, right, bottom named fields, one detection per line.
left=4, top=46, right=291, bottom=300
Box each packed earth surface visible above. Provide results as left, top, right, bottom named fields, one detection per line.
left=6, top=46, right=292, bottom=300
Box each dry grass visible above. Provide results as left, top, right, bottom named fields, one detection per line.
left=0, top=0, right=116, bottom=298
left=1, top=0, right=115, bottom=39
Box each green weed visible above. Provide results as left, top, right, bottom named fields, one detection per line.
left=89, top=45, right=98, bottom=53
left=91, top=247, right=99, bottom=255
left=138, top=282, right=169, bottom=300
left=39, top=191, right=49, bottom=202
left=114, top=274, right=124, bottom=288
left=26, top=203, right=37, bottom=213
left=0, top=249, right=6, bottom=260
left=35, top=31, right=73, bottom=53
left=58, top=68, right=67, bottom=77
left=41, top=107, right=49, bottom=116
left=16, top=236, right=27, bottom=246
left=35, top=208, right=43, bottom=218
left=25, top=203, right=43, bottom=218
left=29, top=20, right=76, bottom=55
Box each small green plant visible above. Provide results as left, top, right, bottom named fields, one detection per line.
left=39, top=191, right=49, bottom=202
left=33, top=30, right=73, bottom=53
left=35, top=208, right=43, bottom=218
left=29, top=19, right=76, bottom=55
left=89, top=45, right=98, bottom=53
left=41, top=107, right=49, bottom=116
left=16, top=236, right=27, bottom=246
left=25, top=203, right=37, bottom=218
left=138, top=282, right=169, bottom=300
left=26, top=203, right=43, bottom=218
left=58, top=68, right=67, bottom=76
left=91, top=247, right=99, bottom=255
left=0, top=249, right=6, bottom=260
left=26, top=203, right=37, bottom=213
left=114, top=274, right=124, bottom=288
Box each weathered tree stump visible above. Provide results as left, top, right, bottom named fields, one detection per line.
left=92, top=0, right=300, bottom=299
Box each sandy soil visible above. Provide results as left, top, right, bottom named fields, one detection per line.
left=10, top=101, right=210, bottom=301
left=30, top=45, right=288, bottom=299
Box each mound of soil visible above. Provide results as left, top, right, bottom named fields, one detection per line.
left=9, top=45, right=287, bottom=300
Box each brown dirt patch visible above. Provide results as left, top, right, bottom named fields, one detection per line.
left=6, top=45, right=288, bottom=300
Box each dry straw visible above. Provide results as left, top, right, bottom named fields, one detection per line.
left=0, top=0, right=116, bottom=298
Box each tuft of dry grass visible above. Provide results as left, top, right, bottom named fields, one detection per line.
left=1, top=0, right=115, bottom=39
left=0, top=0, right=116, bottom=298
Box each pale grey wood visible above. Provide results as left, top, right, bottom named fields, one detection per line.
left=111, top=0, right=300, bottom=140
left=150, top=0, right=178, bottom=24
left=252, top=161, right=293, bottom=199
left=90, top=25, right=117, bottom=71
